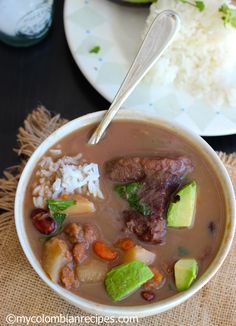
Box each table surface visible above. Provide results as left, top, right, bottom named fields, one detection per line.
left=0, top=0, right=235, bottom=175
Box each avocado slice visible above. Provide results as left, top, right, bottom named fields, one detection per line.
left=105, top=260, right=154, bottom=301
left=167, top=181, right=197, bottom=228
left=174, top=258, right=198, bottom=291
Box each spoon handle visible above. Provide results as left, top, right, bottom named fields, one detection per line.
left=88, top=10, right=180, bottom=145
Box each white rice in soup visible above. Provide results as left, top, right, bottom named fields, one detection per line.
left=32, top=152, right=104, bottom=208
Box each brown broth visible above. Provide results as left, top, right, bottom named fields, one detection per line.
left=24, top=120, right=226, bottom=306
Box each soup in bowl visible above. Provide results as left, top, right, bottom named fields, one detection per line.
left=15, top=110, right=235, bottom=317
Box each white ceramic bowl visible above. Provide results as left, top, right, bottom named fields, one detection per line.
left=15, top=110, right=236, bottom=317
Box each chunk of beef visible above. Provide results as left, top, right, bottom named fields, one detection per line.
left=124, top=210, right=167, bottom=243
left=106, top=156, right=193, bottom=183
left=106, top=156, right=193, bottom=243
left=60, top=264, right=76, bottom=289
left=64, top=223, right=84, bottom=244
left=106, top=157, right=145, bottom=183
left=72, top=242, right=88, bottom=264
left=126, top=172, right=182, bottom=243
left=64, top=222, right=99, bottom=246
left=83, top=224, right=98, bottom=244
left=140, top=172, right=182, bottom=218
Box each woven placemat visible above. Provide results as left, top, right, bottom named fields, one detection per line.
left=0, top=107, right=235, bottom=326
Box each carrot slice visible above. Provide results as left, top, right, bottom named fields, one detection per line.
left=93, top=241, right=118, bottom=261
left=116, top=238, right=135, bottom=251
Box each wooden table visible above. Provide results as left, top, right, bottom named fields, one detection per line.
left=0, top=0, right=235, bottom=174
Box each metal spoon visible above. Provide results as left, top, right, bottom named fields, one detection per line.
left=88, top=10, right=180, bottom=145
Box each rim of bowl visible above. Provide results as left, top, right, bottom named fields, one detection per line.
left=15, top=110, right=236, bottom=317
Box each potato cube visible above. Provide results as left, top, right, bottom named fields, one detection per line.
left=76, top=259, right=108, bottom=283
left=123, top=245, right=156, bottom=265
left=42, top=238, right=72, bottom=283
left=64, top=195, right=95, bottom=216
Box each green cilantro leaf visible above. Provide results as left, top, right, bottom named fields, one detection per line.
left=179, top=0, right=205, bottom=12
left=115, top=182, right=142, bottom=199
left=219, top=4, right=236, bottom=28
left=89, top=46, right=101, bottom=54
left=47, top=199, right=76, bottom=213
left=53, top=212, right=66, bottom=229
left=115, top=182, right=151, bottom=216
left=195, top=1, right=205, bottom=12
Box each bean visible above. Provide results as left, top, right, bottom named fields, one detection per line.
left=208, top=221, right=216, bottom=234
left=31, top=208, right=55, bottom=235
left=141, top=290, right=155, bottom=301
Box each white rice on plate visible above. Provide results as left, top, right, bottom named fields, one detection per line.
left=144, top=0, right=236, bottom=107
left=33, top=150, right=104, bottom=208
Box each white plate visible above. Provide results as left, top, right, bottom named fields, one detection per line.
left=64, top=0, right=236, bottom=136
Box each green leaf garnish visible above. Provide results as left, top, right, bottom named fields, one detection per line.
left=115, top=182, right=142, bottom=199
left=195, top=1, right=205, bottom=12
left=47, top=199, right=76, bottom=213
left=179, top=0, right=205, bottom=12
left=89, top=46, right=101, bottom=54
left=115, top=182, right=151, bottom=216
left=177, top=246, right=190, bottom=257
left=219, top=4, right=236, bottom=28
left=53, top=212, right=67, bottom=229
left=41, top=199, right=76, bottom=241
